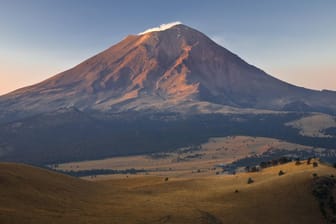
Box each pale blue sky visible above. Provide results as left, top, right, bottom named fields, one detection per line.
left=0, top=0, right=335, bottom=95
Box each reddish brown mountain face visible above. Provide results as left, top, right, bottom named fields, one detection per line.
left=1, top=24, right=336, bottom=165
left=1, top=24, right=336, bottom=116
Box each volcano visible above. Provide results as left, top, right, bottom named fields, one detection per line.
left=1, top=23, right=336, bottom=164
left=1, top=23, right=336, bottom=121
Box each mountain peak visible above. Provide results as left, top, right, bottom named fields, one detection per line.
left=138, top=21, right=183, bottom=35
left=1, top=22, right=336, bottom=118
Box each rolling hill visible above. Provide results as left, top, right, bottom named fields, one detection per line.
left=1, top=161, right=335, bottom=223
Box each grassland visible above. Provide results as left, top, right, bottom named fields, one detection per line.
left=1, top=160, right=335, bottom=223
left=56, top=136, right=313, bottom=178
left=286, top=113, right=336, bottom=137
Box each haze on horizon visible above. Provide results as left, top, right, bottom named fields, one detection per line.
left=0, top=0, right=335, bottom=95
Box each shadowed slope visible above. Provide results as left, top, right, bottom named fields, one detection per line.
left=0, top=163, right=98, bottom=223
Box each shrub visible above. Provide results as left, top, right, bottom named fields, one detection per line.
left=247, top=177, right=254, bottom=184
left=278, top=170, right=285, bottom=176
left=313, top=162, right=319, bottom=168
left=246, top=166, right=260, bottom=173
left=271, top=160, right=279, bottom=166
left=250, top=166, right=260, bottom=172
left=279, top=157, right=291, bottom=164
left=164, top=177, right=169, bottom=181
left=260, top=161, right=268, bottom=169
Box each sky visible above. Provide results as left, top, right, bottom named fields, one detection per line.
left=0, top=0, right=335, bottom=95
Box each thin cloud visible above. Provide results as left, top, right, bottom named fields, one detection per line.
left=138, top=21, right=182, bottom=35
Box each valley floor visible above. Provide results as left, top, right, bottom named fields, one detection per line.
left=55, top=136, right=316, bottom=179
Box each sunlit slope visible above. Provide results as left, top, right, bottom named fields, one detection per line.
left=1, top=162, right=335, bottom=223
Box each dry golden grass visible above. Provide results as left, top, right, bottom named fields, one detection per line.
left=56, top=136, right=312, bottom=178
left=286, top=113, right=336, bottom=137
left=1, top=161, right=335, bottom=223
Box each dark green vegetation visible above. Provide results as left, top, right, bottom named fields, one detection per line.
left=222, top=148, right=336, bottom=174
left=325, top=127, right=336, bottom=137
left=59, top=168, right=147, bottom=177
left=312, top=176, right=336, bottom=223
left=1, top=110, right=336, bottom=165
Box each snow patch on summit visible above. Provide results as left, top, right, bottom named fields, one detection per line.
left=138, top=21, right=182, bottom=35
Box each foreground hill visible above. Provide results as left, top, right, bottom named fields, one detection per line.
left=0, top=163, right=98, bottom=223
left=1, top=162, right=335, bottom=223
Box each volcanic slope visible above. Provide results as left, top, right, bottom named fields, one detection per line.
left=1, top=24, right=336, bottom=122
left=0, top=161, right=335, bottom=223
